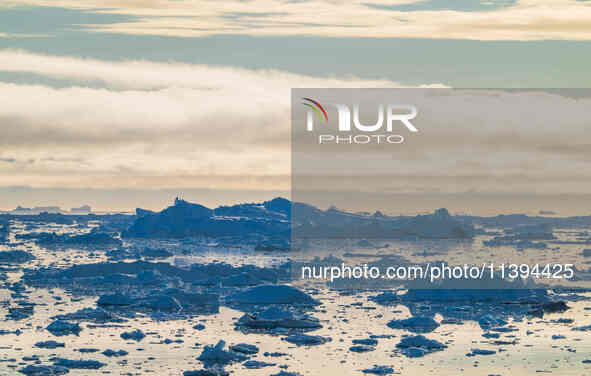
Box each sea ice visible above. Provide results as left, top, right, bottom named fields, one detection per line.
left=53, top=307, right=127, bottom=323
left=395, top=335, right=447, bottom=358
left=235, top=307, right=322, bottom=332
left=468, top=349, right=496, bottom=356
left=387, top=316, right=439, bottom=333
left=51, top=358, right=106, bottom=369
left=46, top=320, right=82, bottom=336
left=34, top=341, right=65, bottom=349
left=352, top=338, right=378, bottom=346
left=0, top=250, right=35, bottom=264
left=19, top=365, right=69, bottom=375
left=229, top=344, right=259, bottom=355
left=120, top=329, right=146, bottom=341
left=362, top=365, right=395, bottom=375
left=97, top=293, right=134, bottom=306
left=283, top=334, right=330, bottom=346
left=242, top=360, right=276, bottom=369
left=226, top=285, right=320, bottom=306
left=349, top=345, right=375, bottom=353
left=102, top=349, right=128, bottom=357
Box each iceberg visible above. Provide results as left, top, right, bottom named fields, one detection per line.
left=386, top=316, right=439, bottom=333
left=226, top=285, right=320, bottom=306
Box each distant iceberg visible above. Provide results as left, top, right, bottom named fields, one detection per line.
left=123, top=197, right=474, bottom=241
left=70, top=205, right=92, bottom=214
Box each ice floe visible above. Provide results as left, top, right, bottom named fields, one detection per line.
left=226, top=285, right=320, bottom=306
left=197, top=340, right=248, bottom=367
left=395, top=335, right=447, bottom=358
left=46, top=320, right=82, bottom=336
left=282, top=334, right=331, bottom=346
left=386, top=316, right=439, bottom=333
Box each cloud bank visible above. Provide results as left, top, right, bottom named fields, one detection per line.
left=1, top=50, right=590, bottom=205
left=5, top=0, right=591, bottom=40
left=1, top=51, right=591, bottom=214
left=0, top=50, right=434, bottom=191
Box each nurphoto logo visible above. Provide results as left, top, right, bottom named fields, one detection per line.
left=302, top=97, right=418, bottom=144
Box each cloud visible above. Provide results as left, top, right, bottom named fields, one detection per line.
left=5, top=0, right=591, bottom=40
left=0, top=50, right=432, bottom=90
left=1, top=51, right=591, bottom=215
left=0, top=32, right=49, bottom=38
left=0, top=50, right=439, bottom=191
left=1, top=51, right=590, bottom=201
left=291, top=88, right=591, bottom=199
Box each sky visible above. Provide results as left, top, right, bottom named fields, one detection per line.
left=291, top=88, right=591, bottom=216
left=1, top=1, right=591, bottom=214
